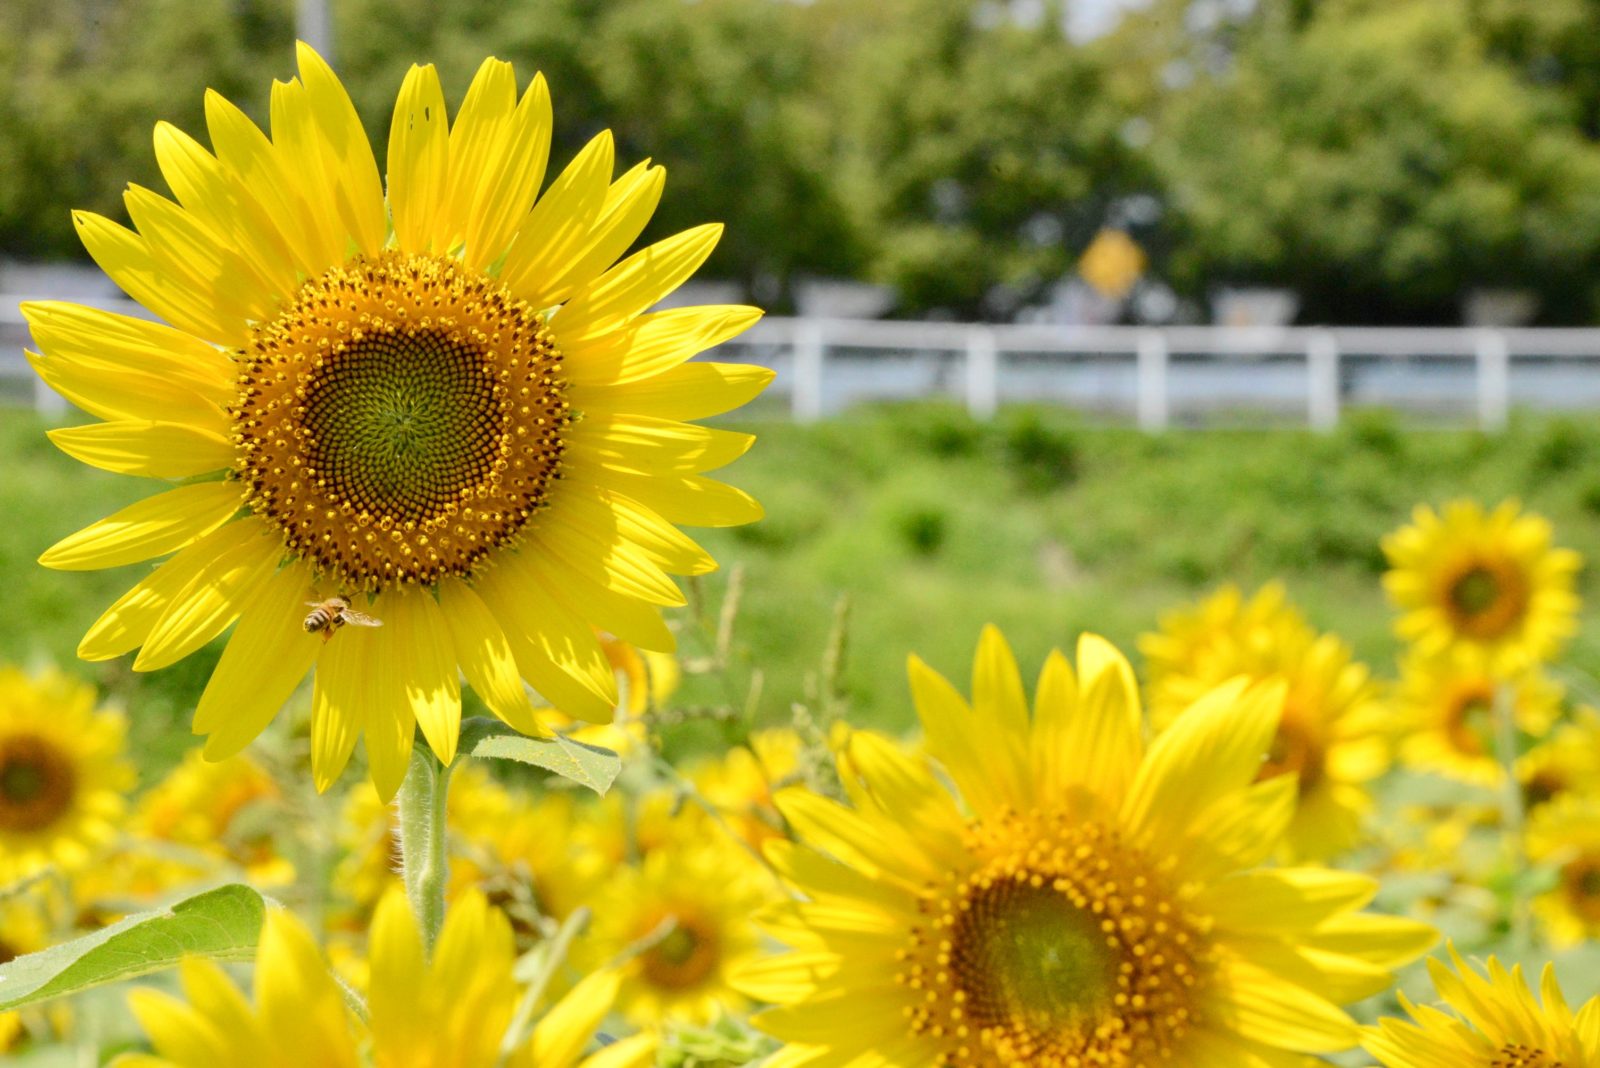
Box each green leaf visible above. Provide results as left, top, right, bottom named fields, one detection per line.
left=0, top=884, right=266, bottom=1011
left=457, top=717, right=621, bottom=795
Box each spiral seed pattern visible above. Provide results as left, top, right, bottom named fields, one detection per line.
left=235, top=252, right=569, bottom=589
left=897, top=809, right=1212, bottom=1066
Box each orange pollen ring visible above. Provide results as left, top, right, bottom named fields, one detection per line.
left=233, top=251, right=569, bottom=591
left=898, top=812, right=1212, bottom=1067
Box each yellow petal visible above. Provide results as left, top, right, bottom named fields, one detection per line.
left=500, top=131, right=615, bottom=301
left=592, top=471, right=763, bottom=528
left=387, top=587, right=462, bottom=765
left=294, top=42, right=386, bottom=257
left=569, top=361, right=775, bottom=421
left=386, top=63, right=450, bottom=252
left=204, top=88, right=334, bottom=273
left=478, top=564, right=619, bottom=721
left=195, top=563, right=320, bottom=759
left=76, top=520, right=248, bottom=661
left=452, top=63, right=552, bottom=269
left=151, top=120, right=299, bottom=293
left=47, top=421, right=235, bottom=478
left=439, top=577, right=542, bottom=735
left=310, top=633, right=366, bottom=792
left=556, top=223, right=724, bottom=342
left=528, top=970, right=620, bottom=1068
left=134, top=524, right=280, bottom=671
left=565, top=415, right=754, bottom=476
left=21, top=300, right=234, bottom=397
left=525, top=160, right=664, bottom=310
left=1059, top=633, right=1144, bottom=809
left=40, top=481, right=243, bottom=571
left=72, top=210, right=245, bottom=346
left=562, top=304, right=763, bottom=386
left=122, top=184, right=277, bottom=323
left=1121, top=677, right=1285, bottom=853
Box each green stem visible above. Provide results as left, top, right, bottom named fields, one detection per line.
left=397, top=746, right=452, bottom=953
left=1494, top=681, right=1529, bottom=951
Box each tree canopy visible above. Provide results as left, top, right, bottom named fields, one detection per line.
left=5, top=0, right=1600, bottom=323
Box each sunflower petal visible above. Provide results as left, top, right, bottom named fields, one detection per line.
left=41, top=481, right=243, bottom=571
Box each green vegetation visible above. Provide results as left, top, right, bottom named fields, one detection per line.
left=8, top=405, right=1600, bottom=750
left=9, top=0, right=1600, bottom=322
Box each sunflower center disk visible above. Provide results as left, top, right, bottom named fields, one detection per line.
left=0, top=734, right=77, bottom=833
left=640, top=913, right=721, bottom=990
left=1563, top=854, right=1600, bottom=923
left=1444, top=560, right=1528, bottom=639
left=901, top=815, right=1210, bottom=1066
left=236, top=252, right=570, bottom=590
left=1259, top=704, right=1326, bottom=796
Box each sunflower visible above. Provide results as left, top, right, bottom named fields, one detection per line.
left=583, top=837, right=771, bottom=1029
left=1527, top=794, right=1600, bottom=948
left=28, top=45, right=769, bottom=800
left=1394, top=652, right=1562, bottom=788
left=1141, top=585, right=1389, bottom=859
left=113, top=889, right=655, bottom=1068
left=1362, top=945, right=1600, bottom=1067
left=133, top=749, right=293, bottom=885
left=1382, top=500, right=1581, bottom=673
left=734, top=627, right=1435, bottom=1067
left=0, top=667, right=134, bottom=886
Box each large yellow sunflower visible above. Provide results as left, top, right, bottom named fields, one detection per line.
left=28, top=45, right=769, bottom=799
left=1394, top=651, right=1561, bottom=788
left=1382, top=500, right=1581, bottom=673
left=0, top=666, right=134, bottom=886
left=1362, top=945, right=1600, bottom=1067
left=1141, top=584, right=1389, bottom=859
left=734, top=627, right=1434, bottom=1067
left=113, top=889, right=654, bottom=1068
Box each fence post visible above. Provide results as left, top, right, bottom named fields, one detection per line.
left=1307, top=330, right=1340, bottom=432
left=792, top=319, right=825, bottom=423
left=1475, top=329, right=1509, bottom=432
left=964, top=325, right=998, bottom=420
left=1136, top=330, right=1169, bottom=431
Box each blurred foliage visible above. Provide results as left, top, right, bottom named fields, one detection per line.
left=7, top=0, right=1600, bottom=321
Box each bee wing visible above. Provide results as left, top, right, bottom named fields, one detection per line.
left=306, top=601, right=326, bottom=608
left=339, top=611, right=384, bottom=628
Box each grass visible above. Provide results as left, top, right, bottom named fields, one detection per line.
left=7, top=403, right=1600, bottom=760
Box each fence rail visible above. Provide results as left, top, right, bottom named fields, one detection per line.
left=8, top=297, right=1600, bottom=429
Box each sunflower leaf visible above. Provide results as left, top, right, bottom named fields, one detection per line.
left=457, top=716, right=621, bottom=794
left=0, top=883, right=266, bottom=1011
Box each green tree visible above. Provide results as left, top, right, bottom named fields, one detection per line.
left=814, top=0, right=1147, bottom=318
left=0, top=0, right=290, bottom=259
left=1151, top=0, right=1600, bottom=323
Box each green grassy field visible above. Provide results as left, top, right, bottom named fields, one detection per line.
left=6, top=403, right=1600, bottom=760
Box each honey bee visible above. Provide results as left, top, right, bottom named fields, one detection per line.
left=303, top=597, right=383, bottom=642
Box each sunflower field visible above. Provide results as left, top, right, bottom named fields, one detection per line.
left=3, top=44, right=1600, bottom=1068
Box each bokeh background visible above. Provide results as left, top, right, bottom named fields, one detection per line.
left=8, top=0, right=1600, bottom=750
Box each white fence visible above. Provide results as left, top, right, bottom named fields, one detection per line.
left=7, top=297, right=1600, bottom=430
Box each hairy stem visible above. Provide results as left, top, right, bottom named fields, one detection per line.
left=397, top=746, right=451, bottom=953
